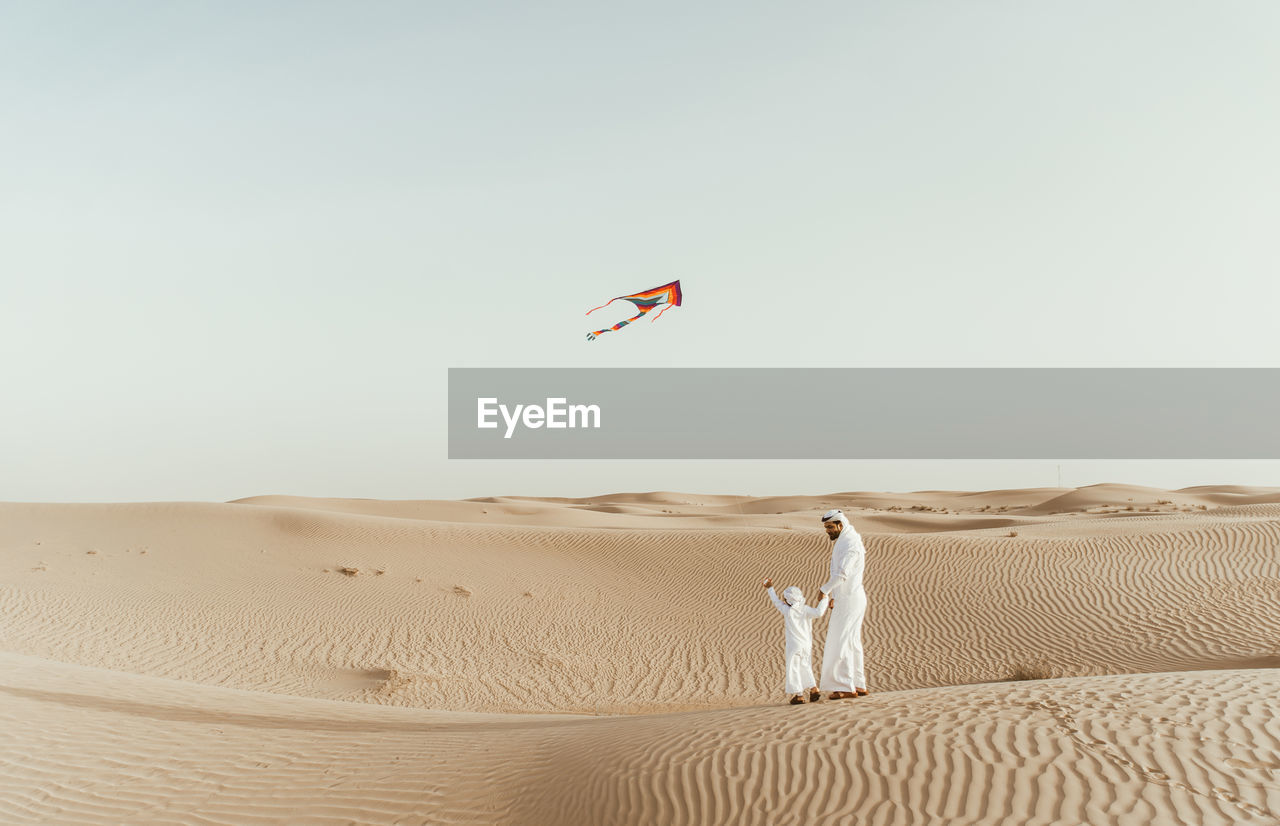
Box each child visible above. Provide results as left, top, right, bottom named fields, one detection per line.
left=762, top=577, right=830, bottom=704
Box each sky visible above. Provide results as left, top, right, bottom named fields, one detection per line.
left=3, top=1, right=1279, bottom=502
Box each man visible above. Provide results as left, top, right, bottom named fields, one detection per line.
left=818, top=508, right=869, bottom=700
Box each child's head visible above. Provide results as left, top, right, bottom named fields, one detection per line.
left=782, top=586, right=805, bottom=606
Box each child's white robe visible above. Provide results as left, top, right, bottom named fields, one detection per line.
left=767, top=587, right=829, bottom=694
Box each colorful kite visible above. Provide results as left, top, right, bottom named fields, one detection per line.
left=585, top=280, right=682, bottom=341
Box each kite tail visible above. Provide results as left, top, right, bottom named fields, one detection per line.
left=650, top=303, right=676, bottom=322
left=585, top=297, right=621, bottom=316
left=586, top=308, right=649, bottom=340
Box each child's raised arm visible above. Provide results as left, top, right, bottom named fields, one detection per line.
left=763, top=578, right=789, bottom=615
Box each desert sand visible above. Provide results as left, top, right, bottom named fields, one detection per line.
left=2, top=483, right=1279, bottom=824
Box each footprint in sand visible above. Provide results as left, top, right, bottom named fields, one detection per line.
left=333, top=566, right=385, bottom=576
left=453, top=585, right=472, bottom=598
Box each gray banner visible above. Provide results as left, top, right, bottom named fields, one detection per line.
left=448, top=368, right=1280, bottom=459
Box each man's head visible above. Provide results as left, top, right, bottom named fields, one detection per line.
left=821, top=508, right=845, bottom=540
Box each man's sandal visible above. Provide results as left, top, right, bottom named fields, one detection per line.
left=789, top=694, right=807, bottom=705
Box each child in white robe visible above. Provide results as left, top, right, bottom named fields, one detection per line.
left=762, top=577, right=830, bottom=704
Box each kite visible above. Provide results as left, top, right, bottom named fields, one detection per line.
left=585, top=280, right=682, bottom=341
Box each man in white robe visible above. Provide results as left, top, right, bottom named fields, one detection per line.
left=818, top=508, right=869, bottom=699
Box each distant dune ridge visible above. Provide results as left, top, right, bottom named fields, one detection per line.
left=2, top=484, right=1279, bottom=823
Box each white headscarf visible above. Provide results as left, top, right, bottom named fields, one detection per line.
left=782, top=585, right=806, bottom=606
left=821, top=508, right=850, bottom=530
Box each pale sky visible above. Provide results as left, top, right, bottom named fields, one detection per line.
left=3, top=1, right=1279, bottom=502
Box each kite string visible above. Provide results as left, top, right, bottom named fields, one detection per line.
left=733, top=493, right=755, bottom=590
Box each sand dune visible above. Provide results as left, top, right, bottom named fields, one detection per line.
left=3, top=653, right=1277, bottom=825
left=3, top=485, right=1279, bottom=823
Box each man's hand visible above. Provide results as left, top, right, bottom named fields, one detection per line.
left=761, top=577, right=773, bottom=588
